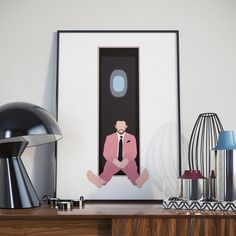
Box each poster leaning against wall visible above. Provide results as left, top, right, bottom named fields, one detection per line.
left=56, top=30, right=181, bottom=200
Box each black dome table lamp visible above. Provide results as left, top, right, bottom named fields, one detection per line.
left=0, top=102, right=62, bottom=208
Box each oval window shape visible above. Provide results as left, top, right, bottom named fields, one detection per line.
left=113, top=75, right=125, bottom=92
left=110, top=70, right=128, bottom=97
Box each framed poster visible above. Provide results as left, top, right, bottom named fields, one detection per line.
left=56, top=30, right=181, bottom=200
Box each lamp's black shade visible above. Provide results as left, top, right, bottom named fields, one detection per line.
left=0, top=102, right=62, bottom=208
left=0, top=102, right=62, bottom=146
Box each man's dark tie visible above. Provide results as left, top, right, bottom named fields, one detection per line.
left=118, top=136, right=123, bottom=161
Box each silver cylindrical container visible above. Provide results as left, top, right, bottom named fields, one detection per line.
left=215, top=150, right=236, bottom=201
left=180, top=170, right=205, bottom=201
left=182, top=179, right=203, bottom=200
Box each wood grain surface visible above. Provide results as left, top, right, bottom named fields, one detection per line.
left=0, top=203, right=235, bottom=235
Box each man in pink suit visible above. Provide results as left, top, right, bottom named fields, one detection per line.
left=87, top=120, right=149, bottom=188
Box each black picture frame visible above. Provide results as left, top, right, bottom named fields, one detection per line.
left=56, top=30, right=182, bottom=201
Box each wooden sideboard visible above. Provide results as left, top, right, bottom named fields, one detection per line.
left=0, top=203, right=235, bottom=235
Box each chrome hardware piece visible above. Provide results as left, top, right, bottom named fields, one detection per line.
left=46, top=196, right=85, bottom=210
left=57, top=201, right=72, bottom=211
left=48, top=198, right=59, bottom=207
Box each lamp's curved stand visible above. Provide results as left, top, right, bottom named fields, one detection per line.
left=0, top=141, right=40, bottom=208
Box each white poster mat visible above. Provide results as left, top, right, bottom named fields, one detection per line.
left=57, top=31, right=180, bottom=200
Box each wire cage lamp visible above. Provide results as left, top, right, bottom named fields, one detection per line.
left=187, top=112, right=223, bottom=200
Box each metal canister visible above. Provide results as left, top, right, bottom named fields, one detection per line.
left=214, top=150, right=236, bottom=201
left=180, top=170, right=205, bottom=201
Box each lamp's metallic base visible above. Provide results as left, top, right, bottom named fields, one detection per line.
left=0, top=142, right=40, bottom=208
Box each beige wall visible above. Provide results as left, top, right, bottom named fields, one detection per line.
left=0, top=0, right=236, bottom=198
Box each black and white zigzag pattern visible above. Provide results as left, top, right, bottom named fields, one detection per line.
left=163, top=199, right=236, bottom=211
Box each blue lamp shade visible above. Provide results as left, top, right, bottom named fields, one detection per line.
left=0, top=102, right=62, bottom=208
left=213, top=131, right=236, bottom=150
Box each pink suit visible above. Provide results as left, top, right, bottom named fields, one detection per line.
left=100, top=132, right=139, bottom=185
